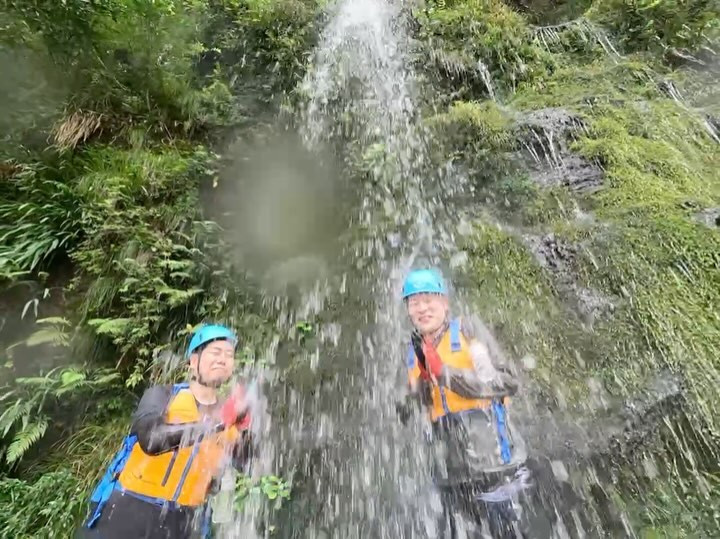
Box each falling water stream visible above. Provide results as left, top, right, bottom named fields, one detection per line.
left=222, top=0, right=471, bottom=536
left=211, top=0, right=719, bottom=537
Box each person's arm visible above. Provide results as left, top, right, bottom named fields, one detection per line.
left=396, top=345, right=433, bottom=425
left=437, top=317, right=518, bottom=399
left=132, top=385, right=225, bottom=456
left=231, top=429, right=254, bottom=471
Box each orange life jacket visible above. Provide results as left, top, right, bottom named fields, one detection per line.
left=117, top=386, right=239, bottom=508
left=407, top=318, right=495, bottom=422
left=407, top=319, right=514, bottom=464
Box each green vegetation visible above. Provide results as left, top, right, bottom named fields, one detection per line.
left=416, top=0, right=554, bottom=100
left=587, top=0, right=720, bottom=56
left=0, top=0, right=320, bottom=535
left=235, top=473, right=292, bottom=509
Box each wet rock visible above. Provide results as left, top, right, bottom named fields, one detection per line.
left=707, top=115, right=719, bottom=134
left=523, top=232, right=615, bottom=324
left=694, top=207, right=720, bottom=229
left=657, top=79, right=684, bottom=101
left=619, top=369, right=684, bottom=428
left=598, top=370, right=687, bottom=463
left=515, top=107, right=605, bottom=194
left=520, top=370, right=686, bottom=463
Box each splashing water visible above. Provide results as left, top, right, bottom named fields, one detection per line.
left=218, top=0, right=718, bottom=537
left=477, top=60, right=496, bottom=101
left=224, top=0, right=449, bottom=536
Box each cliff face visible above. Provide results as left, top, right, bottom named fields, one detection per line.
left=0, top=0, right=718, bottom=536
left=416, top=0, right=719, bottom=534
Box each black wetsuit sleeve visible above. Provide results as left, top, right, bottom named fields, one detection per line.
left=231, top=430, right=254, bottom=471
left=131, top=385, right=224, bottom=456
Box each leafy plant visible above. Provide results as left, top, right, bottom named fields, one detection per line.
left=0, top=366, right=120, bottom=465
left=0, top=163, right=84, bottom=273
left=296, top=321, right=314, bottom=336
left=0, top=469, right=87, bottom=539
left=9, top=316, right=72, bottom=350
left=234, top=473, right=292, bottom=511
left=588, top=0, right=720, bottom=58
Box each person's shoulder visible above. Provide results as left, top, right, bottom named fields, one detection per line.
left=458, top=315, right=501, bottom=349
left=138, top=384, right=175, bottom=404
left=456, top=315, right=481, bottom=340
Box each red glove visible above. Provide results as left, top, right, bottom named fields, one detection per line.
left=220, top=385, right=250, bottom=429
left=419, top=338, right=443, bottom=380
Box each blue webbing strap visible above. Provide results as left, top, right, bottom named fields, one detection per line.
left=449, top=318, right=461, bottom=352
left=492, top=400, right=512, bottom=465
left=406, top=344, right=415, bottom=368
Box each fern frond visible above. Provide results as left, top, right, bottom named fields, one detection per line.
left=0, top=389, right=18, bottom=402
left=5, top=417, right=48, bottom=464
left=15, top=376, right=52, bottom=387
left=25, top=327, right=69, bottom=347
left=90, top=372, right=122, bottom=386
left=36, top=317, right=71, bottom=327
left=54, top=381, right=91, bottom=397
left=0, top=400, right=24, bottom=436
left=88, top=318, right=132, bottom=337
left=157, top=287, right=203, bottom=308
left=0, top=399, right=39, bottom=437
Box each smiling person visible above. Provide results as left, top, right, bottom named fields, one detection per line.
left=400, top=268, right=551, bottom=538
left=78, top=324, right=254, bottom=539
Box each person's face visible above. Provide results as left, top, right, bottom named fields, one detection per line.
left=406, top=293, right=449, bottom=336
left=190, top=339, right=235, bottom=386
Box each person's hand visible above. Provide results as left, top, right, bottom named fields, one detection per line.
left=221, top=384, right=250, bottom=428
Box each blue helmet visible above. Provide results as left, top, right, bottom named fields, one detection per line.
left=402, top=269, right=448, bottom=299
left=186, top=324, right=237, bottom=358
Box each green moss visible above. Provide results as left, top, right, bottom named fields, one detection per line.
left=512, top=56, right=664, bottom=109
left=587, top=0, right=720, bottom=56
left=428, top=100, right=514, bottom=151
left=576, top=101, right=720, bottom=215
left=627, top=471, right=720, bottom=538
left=519, top=185, right=578, bottom=226
left=559, top=93, right=720, bottom=428
left=416, top=0, right=554, bottom=97
left=461, top=223, right=600, bottom=402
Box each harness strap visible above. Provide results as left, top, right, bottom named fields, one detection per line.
left=406, top=344, right=415, bottom=368
left=440, top=319, right=461, bottom=414
left=492, top=400, right=513, bottom=465
left=173, top=433, right=204, bottom=502
left=449, top=318, right=461, bottom=352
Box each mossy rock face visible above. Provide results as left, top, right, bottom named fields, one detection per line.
left=586, top=0, right=720, bottom=58
left=514, top=107, right=605, bottom=194
left=418, top=5, right=720, bottom=531
left=415, top=0, right=555, bottom=100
